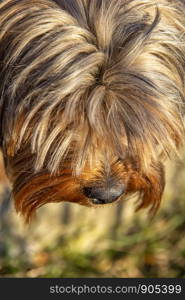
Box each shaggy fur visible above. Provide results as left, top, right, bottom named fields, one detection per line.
left=0, top=0, right=185, bottom=221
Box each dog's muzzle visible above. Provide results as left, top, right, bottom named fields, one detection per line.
left=83, top=184, right=125, bottom=205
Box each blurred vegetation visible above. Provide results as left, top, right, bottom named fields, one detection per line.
left=0, top=160, right=185, bottom=278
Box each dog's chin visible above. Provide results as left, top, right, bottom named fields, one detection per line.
left=90, top=198, right=112, bottom=205
left=87, top=196, right=122, bottom=206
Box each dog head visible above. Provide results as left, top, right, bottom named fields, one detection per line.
left=0, top=0, right=185, bottom=221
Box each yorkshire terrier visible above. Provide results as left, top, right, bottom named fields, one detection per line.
left=0, top=0, right=185, bottom=222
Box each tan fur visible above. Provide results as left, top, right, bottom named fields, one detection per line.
left=0, top=0, right=185, bottom=221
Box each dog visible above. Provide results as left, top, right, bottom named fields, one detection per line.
left=0, top=0, right=185, bottom=222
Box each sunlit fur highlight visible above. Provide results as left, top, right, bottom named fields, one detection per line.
left=0, top=0, right=185, bottom=222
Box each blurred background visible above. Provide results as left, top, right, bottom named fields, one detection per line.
left=0, top=152, right=185, bottom=278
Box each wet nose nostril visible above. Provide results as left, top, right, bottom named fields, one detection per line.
left=83, top=185, right=125, bottom=204
left=83, top=187, right=95, bottom=199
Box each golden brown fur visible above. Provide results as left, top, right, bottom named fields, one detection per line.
left=0, top=0, right=185, bottom=222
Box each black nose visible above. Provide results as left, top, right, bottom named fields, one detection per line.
left=83, top=184, right=125, bottom=205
